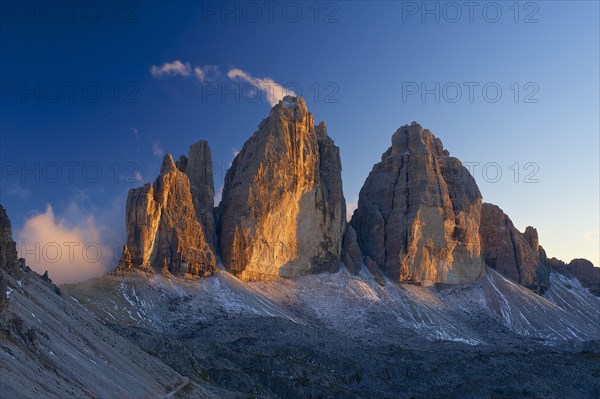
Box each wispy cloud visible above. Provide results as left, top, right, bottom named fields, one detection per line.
left=152, top=142, right=164, bottom=158
left=129, top=126, right=140, bottom=140
left=193, top=65, right=221, bottom=83
left=150, top=61, right=293, bottom=106
left=133, top=171, right=143, bottom=183
left=150, top=60, right=192, bottom=78
left=227, top=68, right=295, bottom=106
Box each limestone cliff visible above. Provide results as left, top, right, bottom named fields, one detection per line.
left=176, top=140, right=217, bottom=250
left=350, top=122, right=485, bottom=286
left=119, top=154, right=216, bottom=276
left=217, top=96, right=346, bottom=280
left=479, top=203, right=550, bottom=293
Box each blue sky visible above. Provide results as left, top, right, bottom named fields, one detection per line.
left=1, top=1, right=598, bottom=280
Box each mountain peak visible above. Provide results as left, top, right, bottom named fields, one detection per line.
left=218, top=99, right=345, bottom=281
left=160, top=154, right=177, bottom=174
left=351, top=123, right=484, bottom=286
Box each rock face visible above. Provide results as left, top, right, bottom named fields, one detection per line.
left=350, top=122, right=485, bottom=286
left=479, top=203, right=550, bottom=293
left=550, top=258, right=600, bottom=296
left=119, top=154, right=216, bottom=276
left=217, top=96, right=346, bottom=280
left=341, top=225, right=362, bottom=275
left=175, top=140, right=217, bottom=250
left=0, top=204, right=19, bottom=276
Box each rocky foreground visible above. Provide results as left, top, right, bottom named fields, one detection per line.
left=61, top=267, right=600, bottom=398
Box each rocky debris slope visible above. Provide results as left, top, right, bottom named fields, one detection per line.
left=479, top=203, right=550, bottom=294
left=217, top=96, right=346, bottom=280
left=0, top=204, right=220, bottom=399
left=350, top=122, right=485, bottom=286
left=119, top=153, right=216, bottom=277
left=63, top=265, right=600, bottom=397
left=549, top=257, right=600, bottom=296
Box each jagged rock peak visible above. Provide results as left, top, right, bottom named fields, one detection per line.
left=161, top=153, right=177, bottom=173
left=0, top=204, right=19, bottom=276
left=175, top=140, right=216, bottom=249
left=350, top=122, right=485, bottom=286
left=217, top=96, right=346, bottom=281
left=479, top=203, right=550, bottom=293
left=118, top=152, right=216, bottom=277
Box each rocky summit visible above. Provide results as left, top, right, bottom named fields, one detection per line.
left=479, top=203, right=551, bottom=294
left=0, top=205, right=20, bottom=276
left=217, top=96, right=346, bottom=280
left=175, top=140, right=217, bottom=250
left=119, top=151, right=216, bottom=277
left=350, top=122, right=485, bottom=286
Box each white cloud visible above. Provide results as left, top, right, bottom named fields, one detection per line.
left=150, top=61, right=293, bottom=106
left=150, top=60, right=192, bottom=78
left=193, top=65, right=221, bottom=82
left=152, top=142, right=164, bottom=158
left=129, top=126, right=140, bottom=140
left=17, top=204, right=111, bottom=284
left=227, top=68, right=295, bottom=106
left=133, top=171, right=143, bottom=183
left=346, top=196, right=358, bottom=222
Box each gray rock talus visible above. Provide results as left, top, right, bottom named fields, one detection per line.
left=550, top=257, right=600, bottom=295
left=217, top=96, right=346, bottom=280
left=350, top=122, right=485, bottom=286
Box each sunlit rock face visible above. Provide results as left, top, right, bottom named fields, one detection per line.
left=479, top=203, right=550, bottom=294
left=217, top=96, right=346, bottom=281
left=119, top=154, right=216, bottom=277
left=350, top=122, right=485, bottom=286
left=175, top=140, right=216, bottom=251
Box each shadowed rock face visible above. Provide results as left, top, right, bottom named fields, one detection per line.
left=350, top=122, right=485, bottom=286
left=479, top=203, right=550, bottom=294
left=217, top=96, right=346, bottom=281
left=0, top=205, right=19, bottom=276
left=565, top=259, right=600, bottom=293
left=176, top=140, right=216, bottom=250
left=120, top=154, right=216, bottom=277
left=341, top=225, right=362, bottom=275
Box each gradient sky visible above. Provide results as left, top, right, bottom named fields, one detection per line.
left=1, top=1, right=598, bottom=281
